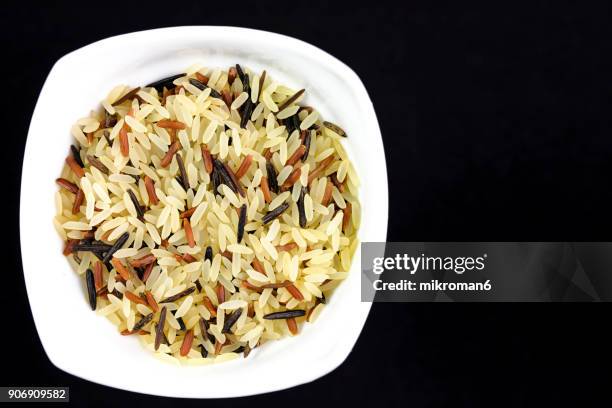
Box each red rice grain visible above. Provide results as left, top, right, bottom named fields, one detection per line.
left=183, top=219, right=195, bottom=247
left=156, top=120, right=186, bottom=129
left=180, top=329, right=194, bottom=356
left=286, top=317, right=298, bottom=335
left=160, top=141, right=180, bottom=168
left=65, top=156, right=85, bottom=178
left=286, top=284, right=304, bottom=301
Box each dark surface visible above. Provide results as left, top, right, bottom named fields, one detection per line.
left=2, top=2, right=612, bottom=407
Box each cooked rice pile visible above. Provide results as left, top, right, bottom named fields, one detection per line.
left=54, top=64, right=361, bottom=364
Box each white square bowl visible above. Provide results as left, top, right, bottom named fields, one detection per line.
left=20, top=26, right=388, bottom=398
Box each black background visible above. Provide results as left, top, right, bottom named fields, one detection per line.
left=3, top=2, right=612, bottom=407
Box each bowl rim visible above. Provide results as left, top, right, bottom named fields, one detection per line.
left=20, top=25, right=388, bottom=398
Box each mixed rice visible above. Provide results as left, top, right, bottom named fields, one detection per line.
left=53, top=63, right=361, bottom=364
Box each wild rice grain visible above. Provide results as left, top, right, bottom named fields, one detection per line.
left=127, top=189, right=144, bottom=219
left=102, top=232, right=129, bottom=263
left=142, top=262, right=155, bottom=283
left=297, top=187, right=307, bottom=228
left=199, top=317, right=209, bottom=341
left=155, top=307, right=167, bottom=351
left=71, top=145, right=85, bottom=167
left=263, top=310, right=306, bottom=320
left=86, top=269, right=97, bottom=310
left=86, top=155, right=109, bottom=175
left=237, top=204, right=246, bottom=243
left=222, top=309, right=242, bottom=333
left=146, top=74, right=184, bottom=91
left=160, top=286, right=196, bottom=304
left=266, top=162, right=279, bottom=194
left=277, top=89, right=305, bottom=112
left=176, top=153, right=189, bottom=190
left=323, top=121, right=347, bottom=137
left=133, top=313, right=154, bottom=331
left=222, top=162, right=245, bottom=197
left=262, top=202, right=289, bottom=224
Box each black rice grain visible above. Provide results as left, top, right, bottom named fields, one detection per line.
left=177, top=316, right=186, bottom=331
left=277, top=88, right=305, bottom=112
left=175, top=153, right=189, bottom=190
left=266, top=162, right=279, bottom=194
left=104, top=110, right=117, bottom=128
left=111, top=288, right=123, bottom=300
left=127, top=189, right=144, bottom=219
left=323, top=121, right=347, bottom=137
left=133, top=313, right=154, bottom=331
left=262, top=202, right=289, bottom=224
left=297, top=188, right=307, bottom=228
left=211, top=166, right=221, bottom=195
left=73, top=242, right=113, bottom=253
left=263, top=310, right=306, bottom=320
left=189, top=78, right=222, bottom=98
left=205, top=246, right=213, bottom=262
left=86, top=155, right=109, bottom=175
left=155, top=307, right=167, bottom=351
left=146, top=74, right=185, bottom=91
left=199, top=317, right=209, bottom=341
left=237, top=204, right=246, bottom=242
left=240, top=99, right=254, bottom=128
left=86, top=269, right=97, bottom=310
left=102, top=232, right=129, bottom=263
left=222, top=309, right=242, bottom=333
left=71, top=145, right=84, bottom=167
left=160, top=286, right=196, bottom=304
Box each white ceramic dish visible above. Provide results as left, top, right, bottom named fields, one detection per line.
left=20, top=26, right=388, bottom=398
